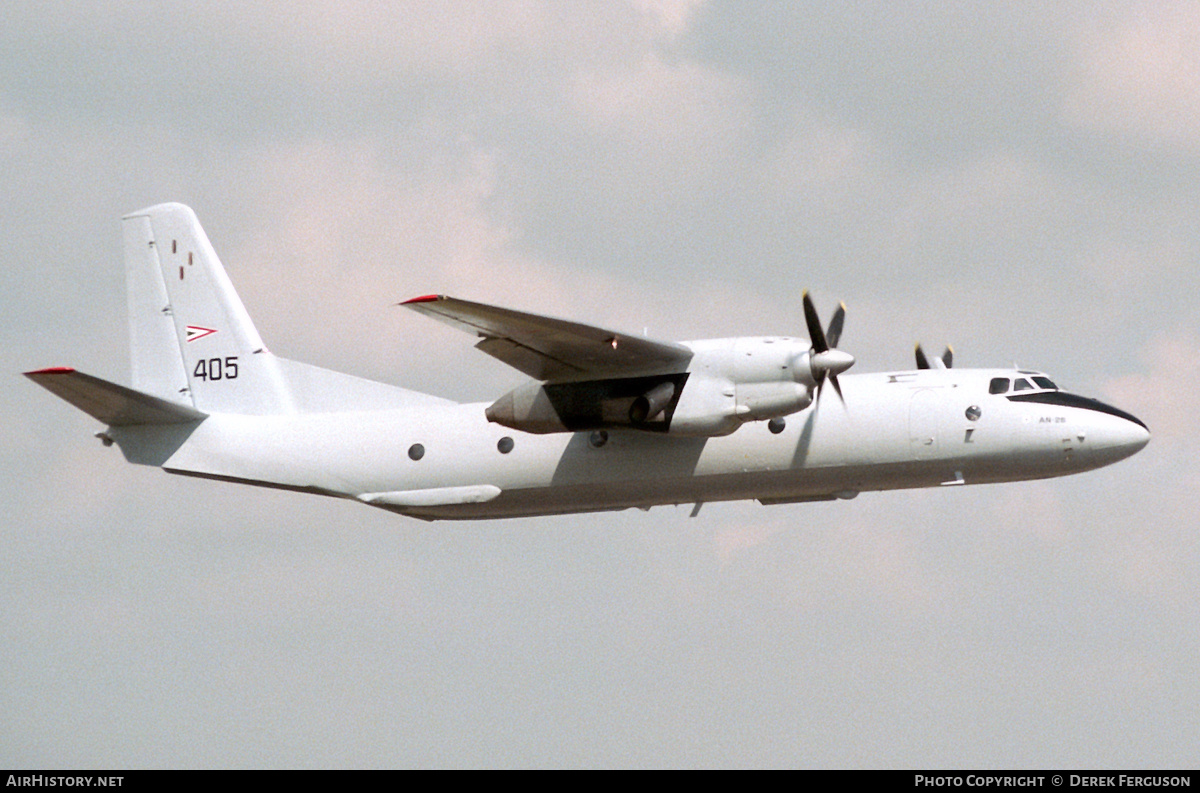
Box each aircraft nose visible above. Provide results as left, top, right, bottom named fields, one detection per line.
left=1123, top=417, right=1151, bottom=455
left=1111, top=417, right=1150, bottom=456
left=1087, top=412, right=1150, bottom=465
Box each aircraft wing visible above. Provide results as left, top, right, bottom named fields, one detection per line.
left=401, top=295, right=693, bottom=380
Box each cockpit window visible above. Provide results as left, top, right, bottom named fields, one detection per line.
left=1013, top=378, right=1034, bottom=391
left=1032, top=376, right=1058, bottom=390
left=989, top=377, right=1010, bottom=394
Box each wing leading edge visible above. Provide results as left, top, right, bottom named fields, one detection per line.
left=401, top=295, right=692, bottom=380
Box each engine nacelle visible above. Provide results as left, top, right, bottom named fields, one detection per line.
left=666, top=374, right=741, bottom=436
left=735, top=381, right=812, bottom=421
left=485, top=374, right=690, bottom=435
left=485, top=381, right=568, bottom=434
left=484, top=369, right=814, bottom=437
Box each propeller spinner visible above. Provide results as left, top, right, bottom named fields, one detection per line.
left=802, top=292, right=855, bottom=404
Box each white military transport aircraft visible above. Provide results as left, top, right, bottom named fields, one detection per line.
left=27, top=203, right=1149, bottom=520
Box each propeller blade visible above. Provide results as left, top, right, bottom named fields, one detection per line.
left=915, top=343, right=930, bottom=370
left=826, top=302, right=846, bottom=348
left=942, top=346, right=953, bottom=369
left=802, top=292, right=854, bottom=410
left=802, top=291, right=828, bottom=353
left=829, top=373, right=845, bottom=405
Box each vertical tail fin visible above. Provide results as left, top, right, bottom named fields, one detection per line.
left=123, top=203, right=293, bottom=414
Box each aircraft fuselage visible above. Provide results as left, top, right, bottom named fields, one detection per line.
left=109, top=366, right=1149, bottom=520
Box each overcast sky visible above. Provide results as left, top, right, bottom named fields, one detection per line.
left=3, top=1, right=1198, bottom=768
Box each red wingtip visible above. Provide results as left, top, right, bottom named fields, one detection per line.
left=401, top=294, right=442, bottom=305
left=24, top=366, right=76, bottom=375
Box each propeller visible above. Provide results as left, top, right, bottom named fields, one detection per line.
left=915, top=344, right=953, bottom=370
left=802, top=292, right=855, bottom=404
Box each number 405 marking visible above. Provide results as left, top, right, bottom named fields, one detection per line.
left=193, top=356, right=239, bottom=381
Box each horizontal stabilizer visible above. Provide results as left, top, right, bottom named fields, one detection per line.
left=24, top=367, right=208, bottom=426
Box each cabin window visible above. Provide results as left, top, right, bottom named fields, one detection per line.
left=989, top=377, right=1010, bottom=394
left=768, top=417, right=786, bottom=434
left=589, top=430, right=608, bottom=448
left=1013, top=378, right=1034, bottom=391
left=965, top=405, right=982, bottom=421
left=408, top=443, right=425, bottom=461
left=497, top=437, right=514, bottom=454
